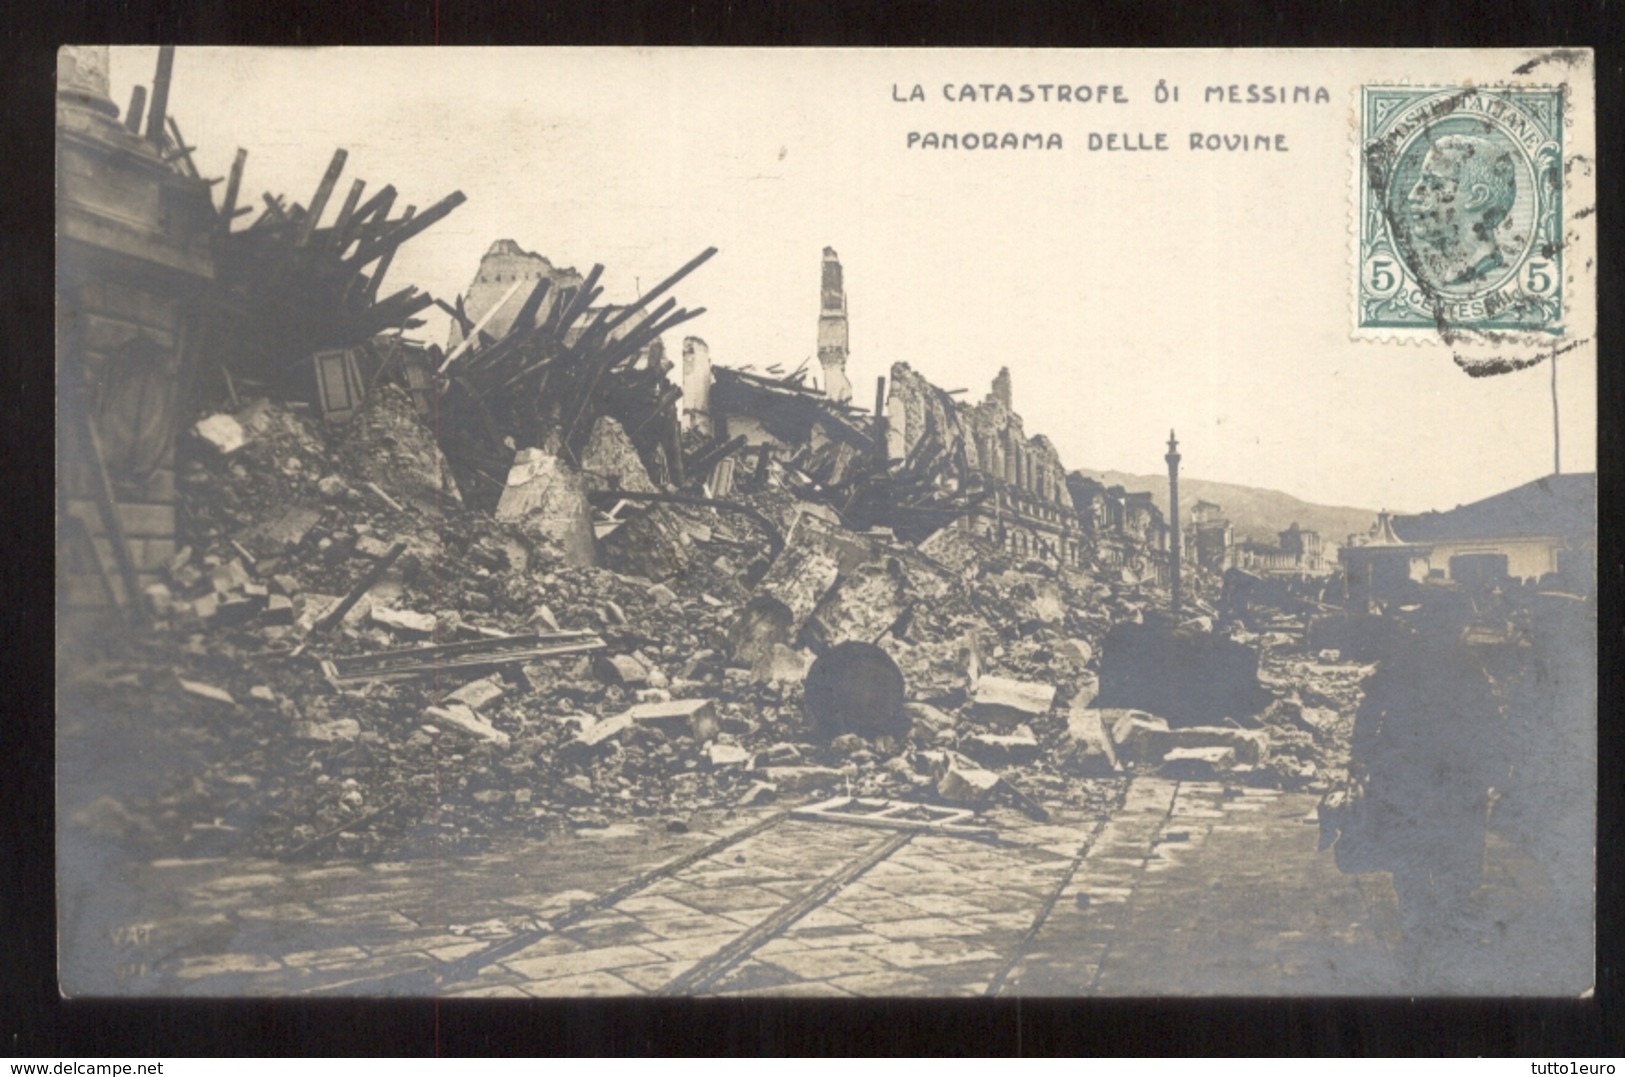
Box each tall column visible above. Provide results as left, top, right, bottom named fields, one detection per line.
left=817, top=247, right=853, bottom=403
left=1166, top=429, right=1182, bottom=615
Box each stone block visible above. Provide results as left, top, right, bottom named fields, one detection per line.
left=970, top=675, right=1056, bottom=725
left=1062, top=707, right=1121, bottom=774
left=756, top=765, right=844, bottom=792
left=578, top=416, right=658, bottom=494
left=629, top=698, right=719, bottom=741
left=294, top=592, right=340, bottom=634
left=194, top=414, right=246, bottom=454
left=1164, top=725, right=1270, bottom=766
left=936, top=762, right=1001, bottom=805
left=354, top=535, right=398, bottom=560
left=594, top=653, right=650, bottom=686
left=575, top=711, right=634, bottom=748
left=294, top=718, right=362, bottom=743
left=245, top=506, right=322, bottom=556
left=178, top=678, right=234, bottom=705
left=706, top=743, right=751, bottom=767
left=905, top=701, right=957, bottom=745
left=1105, top=709, right=1171, bottom=764
left=1160, top=745, right=1237, bottom=779
left=372, top=606, right=437, bottom=636
left=424, top=704, right=510, bottom=749
left=210, top=558, right=252, bottom=594
left=960, top=724, right=1041, bottom=766
left=445, top=676, right=506, bottom=711
left=495, top=448, right=596, bottom=567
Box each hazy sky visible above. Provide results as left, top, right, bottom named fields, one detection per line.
left=100, top=47, right=1596, bottom=513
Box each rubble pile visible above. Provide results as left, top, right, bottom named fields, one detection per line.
left=207, top=145, right=465, bottom=399
left=65, top=359, right=1372, bottom=863
left=434, top=249, right=716, bottom=512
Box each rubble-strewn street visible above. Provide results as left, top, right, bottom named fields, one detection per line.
left=56, top=47, right=1596, bottom=1002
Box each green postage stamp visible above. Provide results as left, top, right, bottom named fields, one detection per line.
left=1357, top=85, right=1565, bottom=335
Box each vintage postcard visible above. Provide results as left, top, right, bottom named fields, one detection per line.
left=56, top=47, right=1596, bottom=998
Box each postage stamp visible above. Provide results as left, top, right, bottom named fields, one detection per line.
left=1356, top=85, right=1565, bottom=336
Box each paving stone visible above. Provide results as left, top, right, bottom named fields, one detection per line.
left=868, top=916, right=987, bottom=940
left=641, top=932, right=740, bottom=962
left=278, top=945, right=370, bottom=968
left=790, top=905, right=862, bottom=930
left=896, top=893, right=989, bottom=918
left=611, top=894, right=706, bottom=919
left=502, top=943, right=665, bottom=981
left=755, top=947, right=892, bottom=981
left=501, top=934, right=582, bottom=962
left=521, top=971, right=642, bottom=997
left=826, top=896, right=927, bottom=922
left=439, top=982, right=534, bottom=998
left=173, top=953, right=285, bottom=979
left=427, top=940, right=490, bottom=963
left=235, top=903, right=320, bottom=922
left=561, top=916, right=663, bottom=948
left=781, top=928, right=894, bottom=951
left=664, top=885, right=790, bottom=916
left=612, top=960, right=695, bottom=993
left=716, top=979, right=856, bottom=998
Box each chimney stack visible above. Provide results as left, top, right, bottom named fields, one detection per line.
left=817, top=247, right=853, bottom=403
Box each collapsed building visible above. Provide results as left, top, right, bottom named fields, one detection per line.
left=60, top=57, right=1345, bottom=869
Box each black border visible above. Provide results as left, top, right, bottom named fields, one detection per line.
left=7, top=0, right=1621, bottom=1057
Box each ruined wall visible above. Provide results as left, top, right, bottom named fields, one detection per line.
left=449, top=239, right=585, bottom=348
left=817, top=247, right=853, bottom=403
left=57, top=49, right=216, bottom=620
left=887, top=361, right=1082, bottom=567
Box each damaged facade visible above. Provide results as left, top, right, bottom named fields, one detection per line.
left=886, top=362, right=1085, bottom=567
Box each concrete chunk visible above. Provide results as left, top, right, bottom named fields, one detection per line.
left=210, top=558, right=252, bottom=594
left=629, top=698, right=719, bottom=741
left=706, top=743, right=752, bottom=767
left=936, top=762, right=1001, bottom=805
left=1165, top=725, right=1270, bottom=766
left=1105, top=709, right=1171, bottom=764
left=424, top=704, right=510, bottom=749
left=594, top=653, right=649, bottom=686
left=971, top=675, right=1056, bottom=724
left=293, top=718, right=362, bottom=743
left=495, top=448, right=596, bottom=567
left=575, top=711, right=634, bottom=748
left=371, top=606, right=437, bottom=636
left=445, top=676, right=506, bottom=711
left=1161, top=745, right=1237, bottom=779
left=194, top=413, right=247, bottom=454
left=178, top=678, right=235, bottom=705
left=756, top=765, right=844, bottom=792
left=1063, top=707, right=1121, bottom=774
left=961, top=724, right=1041, bottom=766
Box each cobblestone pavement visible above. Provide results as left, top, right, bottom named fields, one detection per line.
left=62, top=778, right=1585, bottom=998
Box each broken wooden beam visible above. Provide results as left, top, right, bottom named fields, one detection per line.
left=310, top=541, right=406, bottom=634
left=320, top=630, right=607, bottom=686
left=144, top=45, right=174, bottom=145
left=220, top=147, right=247, bottom=225
left=296, top=149, right=348, bottom=247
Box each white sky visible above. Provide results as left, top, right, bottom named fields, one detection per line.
left=101, top=47, right=1597, bottom=513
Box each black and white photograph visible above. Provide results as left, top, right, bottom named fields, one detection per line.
left=54, top=45, right=1598, bottom=1000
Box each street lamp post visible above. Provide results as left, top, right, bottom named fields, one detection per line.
left=1166, top=429, right=1182, bottom=616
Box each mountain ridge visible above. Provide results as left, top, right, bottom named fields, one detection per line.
left=1074, top=469, right=1382, bottom=549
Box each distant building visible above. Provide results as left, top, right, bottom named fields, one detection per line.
left=1339, top=473, right=1595, bottom=601
left=1187, top=499, right=1235, bottom=571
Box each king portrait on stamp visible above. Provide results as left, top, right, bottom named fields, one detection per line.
left=1357, top=85, right=1564, bottom=335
